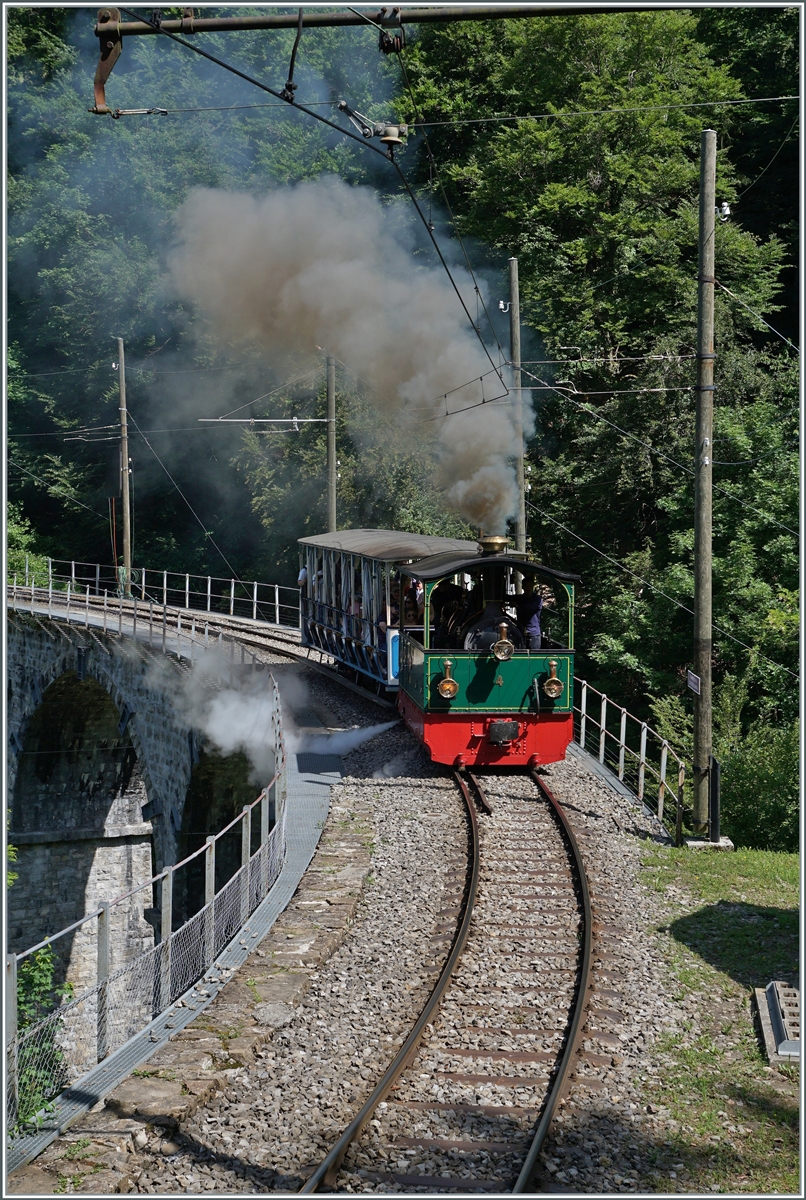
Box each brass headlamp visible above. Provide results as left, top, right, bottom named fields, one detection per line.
left=542, top=659, right=564, bottom=699
left=492, top=622, right=515, bottom=662
left=437, top=659, right=459, bottom=699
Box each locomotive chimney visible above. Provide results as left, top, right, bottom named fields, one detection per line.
left=478, top=533, right=511, bottom=556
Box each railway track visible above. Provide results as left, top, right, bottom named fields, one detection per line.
left=300, top=768, right=594, bottom=1195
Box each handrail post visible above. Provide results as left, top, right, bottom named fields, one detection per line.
left=275, top=583, right=280, bottom=625
left=71, top=560, right=75, bottom=589
left=162, top=602, right=167, bottom=651
left=95, top=562, right=100, bottom=596
left=658, top=741, right=669, bottom=823
left=97, top=903, right=110, bottom=1062
left=141, top=570, right=146, bottom=601
left=66, top=581, right=71, bottom=618
left=149, top=601, right=154, bottom=647
left=638, top=722, right=648, bottom=800
left=261, top=787, right=270, bottom=894
left=85, top=584, right=90, bottom=628
left=618, top=708, right=627, bottom=780
left=163, top=570, right=167, bottom=607
left=48, top=556, right=52, bottom=589
left=25, top=554, right=29, bottom=587
left=253, top=581, right=258, bottom=621
left=229, top=578, right=235, bottom=616
left=49, top=575, right=53, bottom=619
left=207, top=576, right=211, bottom=612
left=6, top=953, right=19, bottom=1125
left=579, top=679, right=587, bottom=748
left=204, top=837, right=216, bottom=967
left=160, top=869, right=173, bottom=1010
left=185, top=573, right=190, bottom=610
left=598, top=694, right=607, bottom=763
left=241, top=805, right=251, bottom=923
left=676, top=764, right=685, bottom=846
left=104, top=589, right=108, bottom=634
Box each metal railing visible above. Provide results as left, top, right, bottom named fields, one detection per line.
left=6, top=678, right=286, bottom=1137
left=23, top=557, right=301, bottom=629
left=573, top=677, right=687, bottom=842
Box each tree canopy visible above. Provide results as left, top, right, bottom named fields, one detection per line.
left=6, top=7, right=799, bottom=839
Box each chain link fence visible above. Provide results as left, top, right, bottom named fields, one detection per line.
left=6, top=679, right=286, bottom=1138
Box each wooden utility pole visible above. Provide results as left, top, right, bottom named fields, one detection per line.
left=509, top=257, right=527, bottom=561
left=326, top=355, right=337, bottom=533
left=117, top=337, right=132, bottom=598
left=693, top=130, right=717, bottom=835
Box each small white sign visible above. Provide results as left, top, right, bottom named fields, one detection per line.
left=687, top=670, right=701, bottom=695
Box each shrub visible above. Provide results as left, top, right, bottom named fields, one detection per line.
left=720, top=721, right=799, bottom=852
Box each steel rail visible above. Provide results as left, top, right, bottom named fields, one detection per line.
left=97, top=7, right=634, bottom=37
left=299, top=769, right=482, bottom=1192
left=513, top=769, right=594, bottom=1192
left=467, top=769, right=493, bottom=815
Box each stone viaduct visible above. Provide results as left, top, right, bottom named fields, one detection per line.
left=6, top=612, right=256, bottom=993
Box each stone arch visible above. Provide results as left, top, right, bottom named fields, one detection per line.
left=8, top=670, right=155, bottom=991
left=173, top=748, right=260, bottom=926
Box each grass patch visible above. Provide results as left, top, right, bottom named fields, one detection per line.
left=638, top=844, right=799, bottom=1193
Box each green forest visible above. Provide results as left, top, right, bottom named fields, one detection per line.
left=6, top=6, right=799, bottom=848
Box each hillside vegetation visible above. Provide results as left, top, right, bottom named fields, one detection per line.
left=7, top=7, right=798, bottom=849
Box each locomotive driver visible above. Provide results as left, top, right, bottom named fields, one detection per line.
left=514, top=575, right=544, bottom=650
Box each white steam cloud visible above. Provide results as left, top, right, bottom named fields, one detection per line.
left=168, top=177, right=531, bottom=532
left=300, top=721, right=398, bottom=757
left=162, top=651, right=280, bottom=786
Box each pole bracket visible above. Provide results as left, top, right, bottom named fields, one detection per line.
left=91, top=8, right=122, bottom=114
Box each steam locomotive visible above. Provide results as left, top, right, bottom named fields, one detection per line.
left=298, top=529, right=580, bottom=768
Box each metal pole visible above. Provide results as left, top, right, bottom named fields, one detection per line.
left=327, top=354, right=337, bottom=532
left=692, top=129, right=717, bottom=834
left=253, top=581, right=258, bottom=621
left=185, top=573, right=190, bottom=610
left=97, top=903, right=110, bottom=1061
left=598, top=694, right=607, bottom=764
left=275, top=583, right=280, bottom=625
left=117, top=338, right=132, bottom=598
left=579, top=680, right=587, bottom=749
left=229, top=579, right=235, bottom=616
left=205, top=836, right=216, bottom=966
left=160, top=869, right=173, bottom=1010
left=709, top=754, right=721, bottom=843
left=6, top=954, right=18, bottom=1125
left=509, top=258, right=526, bottom=565
left=241, top=806, right=251, bottom=924
left=207, top=576, right=211, bottom=612
left=163, top=570, right=167, bottom=607
left=95, top=563, right=100, bottom=596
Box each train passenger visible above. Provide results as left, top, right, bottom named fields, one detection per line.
left=404, top=596, right=419, bottom=626
left=514, top=575, right=543, bottom=650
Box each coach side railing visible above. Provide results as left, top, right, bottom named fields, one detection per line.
left=6, top=679, right=286, bottom=1139
left=573, top=678, right=687, bottom=844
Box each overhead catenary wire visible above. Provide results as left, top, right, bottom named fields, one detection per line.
left=8, top=459, right=107, bottom=522
left=117, top=8, right=508, bottom=395
left=412, top=94, right=799, bottom=128
left=714, top=280, right=799, bottom=353
left=518, top=364, right=798, bottom=537
left=126, top=410, right=243, bottom=582
left=736, top=111, right=799, bottom=198
left=526, top=499, right=798, bottom=680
